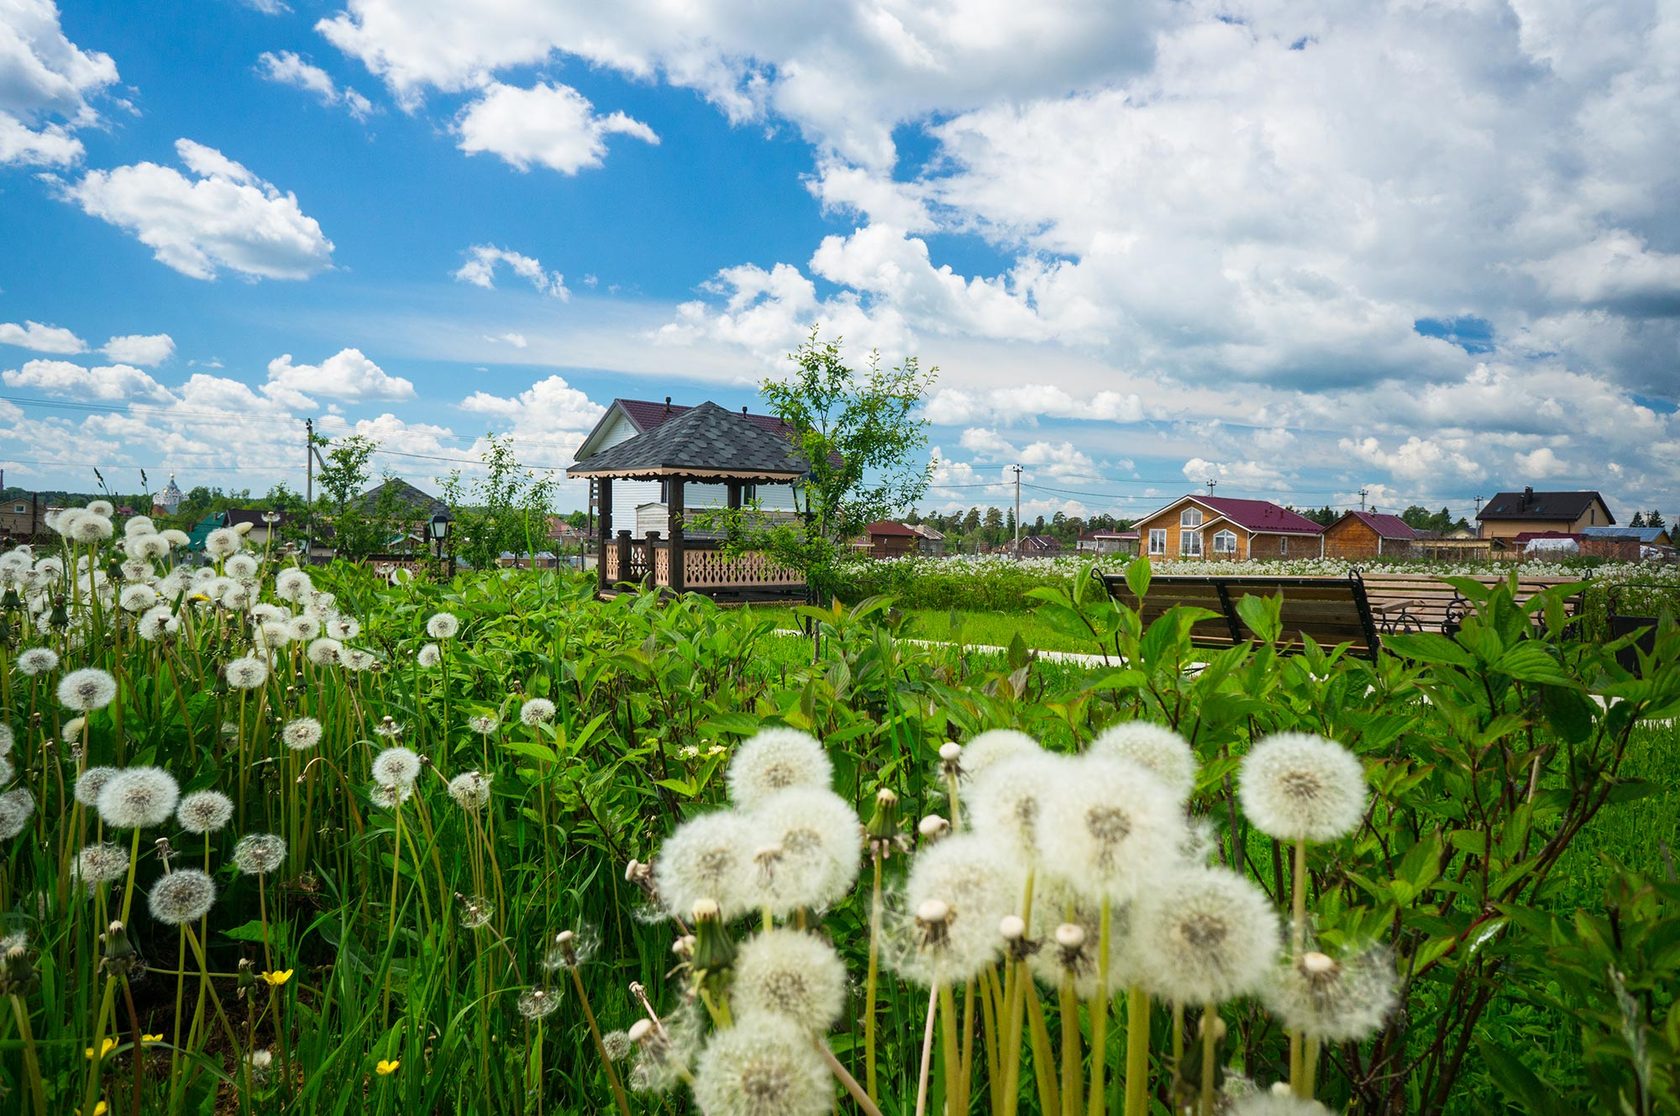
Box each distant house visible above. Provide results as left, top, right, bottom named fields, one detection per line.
left=907, top=522, right=946, bottom=556
left=223, top=508, right=286, bottom=548
left=0, top=492, right=47, bottom=545
left=1322, top=511, right=1418, bottom=560
left=1580, top=525, right=1673, bottom=561
left=1019, top=535, right=1062, bottom=555
left=858, top=520, right=921, bottom=559
left=355, top=479, right=452, bottom=552
left=572, top=397, right=803, bottom=539
left=1477, top=488, right=1613, bottom=544
left=1581, top=524, right=1671, bottom=547
left=1076, top=528, right=1137, bottom=555
left=1132, top=495, right=1323, bottom=560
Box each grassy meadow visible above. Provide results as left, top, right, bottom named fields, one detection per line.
left=1, top=510, right=1677, bottom=1115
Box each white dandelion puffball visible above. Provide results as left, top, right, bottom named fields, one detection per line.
left=469, top=714, right=499, bottom=735
left=16, top=647, right=59, bottom=676
left=447, top=771, right=492, bottom=811
left=1239, top=733, right=1367, bottom=843
left=726, top=727, right=832, bottom=810
left=516, top=986, right=562, bottom=1019
left=225, top=553, right=260, bottom=580
left=340, top=648, right=377, bottom=673
left=123, top=514, right=156, bottom=537
left=118, top=583, right=159, bottom=613
left=519, top=698, right=556, bottom=726
left=1227, top=1093, right=1339, bottom=1116
left=75, top=766, right=120, bottom=808
left=75, top=842, right=131, bottom=884
left=281, top=718, right=323, bottom=751
left=0, top=787, right=34, bottom=838
left=746, top=788, right=862, bottom=915
left=160, top=528, right=190, bottom=547
left=205, top=527, right=242, bottom=558
left=97, top=767, right=181, bottom=829
left=232, top=833, right=287, bottom=875
left=957, top=729, right=1040, bottom=783
left=324, top=616, right=360, bottom=641
left=58, top=667, right=118, bottom=712
left=87, top=499, right=115, bottom=518
left=274, top=568, right=312, bottom=602
left=287, top=615, right=320, bottom=642
left=138, top=607, right=181, bottom=642
left=894, top=832, right=1025, bottom=986
left=224, top=655, right=270, bottom=691
left=1263, top=947, right=1397, bottom=1042
left=1134, top=865, right=1280, bottom=1006
left=148, top=869, right=217, bottom=925
left=0, top=725, right=11, bottom=758
left=417, top=643, right=441, bottom=668
left=371, top=747, right=421, bottom=788
left=176, top=790, right=234, bottom=834
left=72, top=514, right=114, bottom=543
left=425, top=612, right=460, bottom=639
left=1026, top=876, right=1138, bottom=999
left=732, top=929, right=849, bottom=1034
left=1089, top=721, right=1198, bottom=803
left=655, top=810, right=759, bottom=921
left=692, top=1012, right=831, bottom=1116
left=0, top=755, right=10, bottom=786
left=967, top=751, right=1073, bottom=864
left=1035, top=757, right=1187, bottom=905
left=306, top=637, right=343, bottom=666
left=369, top=781, right=412, bottom=810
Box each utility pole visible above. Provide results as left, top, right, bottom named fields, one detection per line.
left=1206, top=478, right=1217, bottom=496
left=304, top=419, right=328, bottom=562
left=1359, top=487, right=1369, bottom=512
left=1012, top=464, right=1023, bottom=558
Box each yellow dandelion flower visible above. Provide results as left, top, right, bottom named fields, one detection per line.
left=376, top=1058, right=400, bottom=1076
left=261, top=969, right=294, bottom=987
left=142, top=1033, right=163, bottom=1043
left=84, top=1036, right=118, bottom=1060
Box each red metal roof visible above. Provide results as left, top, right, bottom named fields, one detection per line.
left=1199, top=496, right=1323, bottom=534
left=1343, top=511, right=1418, bottom=539
left=619, top=398, right=790, bottom=438
left=865, top=520, right=919, bottom=537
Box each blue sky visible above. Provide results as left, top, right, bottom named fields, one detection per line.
left=3, top=0, right=1678, bottom=522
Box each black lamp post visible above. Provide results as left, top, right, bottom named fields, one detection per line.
left=429, top=514, right=452, bottom=579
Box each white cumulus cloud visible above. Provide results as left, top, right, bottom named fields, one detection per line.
left=455, top=82, right=657, bottom=175
left=0, top=319, right=86, bottom=354
left=265, top=347, right=415, bottom=405
left=2, top=358, right=173, bottom=402
left=453, top=245, right=568, bottom=299
left=101, top=333, right=175, bottom=366
left=255, top=50, right=377, bottom=119
left=0, top=0, right=119, bottom=166
left=58, top=138, right=335, bottom=281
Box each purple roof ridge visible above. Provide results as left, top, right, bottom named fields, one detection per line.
left=1199, top=495, right=1323, bottom=534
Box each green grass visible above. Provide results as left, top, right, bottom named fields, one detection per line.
left=744, top=605, right=1110, bottom=655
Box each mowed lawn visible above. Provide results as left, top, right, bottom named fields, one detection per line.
left=744, top=605, right=1112, bottom=655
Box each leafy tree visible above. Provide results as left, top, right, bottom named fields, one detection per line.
left=442, top=434, right=557, bottom=572
left=712, top=332, right=934, bottom=601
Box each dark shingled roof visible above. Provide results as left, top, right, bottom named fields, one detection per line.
left=617, top=398, right=791, bottom=438
left=357, top=478, right=451, bottom=518
left=567, top=402, right=809, bottom=480
left=1477, top=490, right=1611, bottom=523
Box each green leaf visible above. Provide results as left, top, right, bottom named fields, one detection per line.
left=1540, top=684, right=1596, bottom=744
left=1475, top=1036, right=1562, bottom=1114
left=1496, top=643, right=1574, bottom=685
left=1124, top=555, right=1151, bottom=601
left=501, top=739, right=558, bottom=764
left=1382, top=632, right=1475, bottom=667
left=1234, top=592, right=1282, bottom=644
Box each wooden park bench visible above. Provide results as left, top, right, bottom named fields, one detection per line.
left=1095, top=570, right=1588, bottom=658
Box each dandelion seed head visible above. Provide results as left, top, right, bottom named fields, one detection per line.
left=96, top=767, right=180, bottom=829
left=371, top=747, right=421, bottom=788
left=1134, top=865, right=1279, bottom=1006
left=0, top=786, right=34, bottom=838
left=731, top=929, right=848, bottom=1034
left=726, top=728, right=831, bottom=810
left=425, top=612, right=460, bottom=639
left=71, top=514, right=114, bottom=544
left=324, top=616, right=360, bottom=641
left=204, top=527, right=242, bottom=559
left=1035, top=758, right=1187, bottom=906
left=305, top=637, right=343, bottom=666
left=369, top=781, right=412, bottom=809
left=1239, top=733, right=1367, bottom=843
left=967, top=751, right=1071, bottom=863
left=417, top=643, right=441, bottom=668
left=75, top=766, right=119, bottom=807
left=176, top=790, right=234, bottom=834
left=745, top=788, right=861, bottom=915
left=58, top=667, right=118, bottom=712
left=1026, top=876, right=1139, bottom=998
left=137, top=607, right=179, bottom=642
left=956, top=729, right=1040, bottom=783
left=655, top=810, right=758, bottom=922
left=225, top=554, right=260, bottom=580
left=224, top=655, right=269, bottom=691
left=891, top=832, right=1024, bottom=986
left=691, top=1012, right=831, bottom=1116
left=274, top=569, right=313, bottom=603
left=518, top=698, right=555, bottom=726
left=542, top=926, right=599, bottom=971
left=516, top=986, right=562, bottom=1019
left=0, top=725, right=11, bottom=757
left=286, top=615, right=319, bottom=641
left=1089, top=722, right=1198, bottom=802
left=86, top=500, right=115, bottom=518
left=282, top=718, right=322, bottom=751
left=1263, top=946, right=1397, bottom=1042
left=1226, top=1092, right=1339, bottom=1116
left=458, top=895, right=494, bottom=929
left=340, top=648, right=376, bottom=672
left=118, top=583, right=158, bottom=613
left=602, top=1031, right=633, bottom=1061
left=123, top=515, right=156, bottom=538
left=160, top=529, right=190, bottom=547
left=232, top=833, right=287, bottom=876
left=447, top=770, right=492, bottom=811
left=74, top=842, right=130, bottom=884
left=148, top=868, right=217, bottom=925
left=469, top=714, right=499, bottom=735
left=256, top=621, right=292, bottom=650
left=16, top=647, right=59, bottom=676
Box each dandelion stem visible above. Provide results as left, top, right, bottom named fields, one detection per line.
left=1123, top=986, right=1149, bottom=1116
left=1059, top=973, right=1081, bottom=1116
left=567, top=965, right=631, bottom=1116
left=1198, top=1002, right=1218, bottom=1116
left=865, top=850, right=883, bottom=1101
left=819, top=1041, right=885, bottom=1116
left=914, top=983, right=938, bottom=1116
left=1288, top=837, right=1307, bottom=1096
left=1024, top=976, right=1059, bottom=1115
left=8, top=993, right=47, bottom=1116
left=1088, top=898, right=1111, bottom=1116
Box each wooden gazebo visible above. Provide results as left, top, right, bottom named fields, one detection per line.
left=567, top=402, right=808, bottom=600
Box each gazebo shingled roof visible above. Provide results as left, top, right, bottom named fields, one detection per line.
left=567, top=401, right=809, bottom=481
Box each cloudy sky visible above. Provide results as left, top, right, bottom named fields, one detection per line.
left=2, top=0, right=1676, bottom=522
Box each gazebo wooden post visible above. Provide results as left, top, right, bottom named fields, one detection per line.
left=669, top=477, right=686, bottom=593
left=596, top=477, right=612, bottom=594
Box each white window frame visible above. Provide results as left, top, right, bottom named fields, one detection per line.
left=1148, top=528, right=1166, bottom=555
left=1279, top=535, right=1289, bottom=556
left=1212, top=529, right=1237, bottom=555
left=1180, top=507, right=1204, bottom=528
left=1180, top=529, right=1203, bottom=557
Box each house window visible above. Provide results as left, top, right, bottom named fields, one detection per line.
left=1180, top=508, right=1203, bottom=528
left=742, top=483, right=756, bottom=502
left=1180, top=530, right=1202, bottom=557
left=659, top=480, right=669, bottom=504
left=1212, top=530, right=1237, bottom=555
left=11, top=503, right=23, bottom=514
left=1148, top=528, right=1166, bottom=555
left=1279, top=536, right=1289, bottom=556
